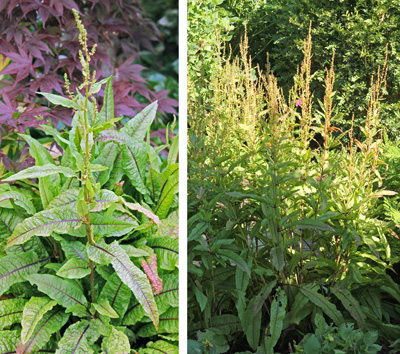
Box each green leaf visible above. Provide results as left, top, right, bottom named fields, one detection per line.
left=332, top=285, right=366, bottom=330
left=0, top=208, right=23, bottom=242
left=58, top=239, right=87, bottom=262
left=56, top=320, right=101, bottom=354
left=87, top=240, right=159, bottom=329
left=146, top=237, right=179, bottom=270
left=123, top=274, right=178, bottom=325
left=0, top=330, right=20, bottom=352
left=0, top=251, right=41, bottom=295
left=167, top=133, right=179, bottom=165
left=139, top=340, right=179, bottom=354
left=19, top=308, right=69, bottom=354
left=290, top=291, right=312, bottom=325
left=137, top=307, right=178, bottom=337
left=96, top=131, right=148, bottom=194
left=99, top=76, right=114, bottom=122
left=57, top=258, right=91, bottom=279
left=243, top=298, right=261, bottom=350
left=2, top=164, right=76, bottom=182
left=101, top=328, right=130, bottom=353
left=0, top=298, right=26, bottom=329
left=24, top=274, right=88, bottom=308
left=265, top=288, right=287, bottom=353
left=93, top=297, right=119, bottom=318
left=6, top=207, right=82, bottom=248
left=92, top=143, right=119, bottom=186
left=304, top=334, right=321, bottom=354
left=154, top=173, right=179, bottom=219
left=99, top=272, right=131, bottom=320
left=46, top=189, right=79, bottom=210
left=89, top=213, right=138, bottom=237
left=0, top=191, right=36, bottom=214
left=270, top=246, right=284, bottom=271
left=121, top=142, right=148, bottom=195
left=38, top=92, right=80, bottom=110
left=218, top=249, right=250, bottom=275
left=122, top=101, right=158, bottom=141
left=21, top=297, right=57, bottom=344
left=299, top=283, right=345, bottom=326
left=292, top=219, right=334, bottom=232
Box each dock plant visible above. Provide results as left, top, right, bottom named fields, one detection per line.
left=188, top=26, right=400, bottom=353
left=0, top=10, right=179, bottom=353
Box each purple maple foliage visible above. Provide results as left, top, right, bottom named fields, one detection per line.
left=0, top=0, right=178, bottom=172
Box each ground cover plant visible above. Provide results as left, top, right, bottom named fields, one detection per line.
left=188, top=24, right=400, bottom=353
left=0, top=10, right=179, bottom=353
left=0, top=0, right=178, bottom=175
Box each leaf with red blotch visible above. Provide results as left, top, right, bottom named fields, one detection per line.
left=0, top=92, right=17, bottom=121
left=2, top=24, right=31, bottom=46
left=151, top=90, right=178, bottom=116
left=141, top=255, right=163, bottom=295
left=2, top=48, right=42, bottom=83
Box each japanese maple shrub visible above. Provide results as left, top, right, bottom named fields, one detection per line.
left=0, top=10, right=178, bottom=353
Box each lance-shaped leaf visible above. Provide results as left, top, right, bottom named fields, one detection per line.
left=243, top=298, right=261, bottom=350
left=46, top=189, right=79, bottom=210
left=87, top=240, right=159, bottom=328
left=332, top=286, right=366, bottom=330
left=138, top=340, right=179, bottom=354
left=20, top=133, right=59, bottom=209
left=93, top=143, right=119, bottom=186
left=21, top=297, right=57, bottom=344
left=100, top=273, right=131, bottom=320
left=0, top=191, right=36, bottom=215
left=38, top=92, right=80, bottom=110
left=2, top=164, right=76, bottom=182
left=0, top=209, right=23, bottom=243
left=91, top=190, right=120, bottom=212
left=56, top=258, right=91, bottom=279
left=58, top=239, right=87, bottom=262
left=121, top=245, right=150, bottom=258
left=56, top=320, right=101, bottom=354
left=89, top=213, right=137, bottom=237
left=19, top=308, right=69, bottom=354
left=0, top=298, right=27, bottom=329
left=122, top=101, right=158, bottom=141
left=0, top=251, right=41, bottom=295
left=96, top=131, right=148, bottom=194
left=123, top=274, right=178, bottom=325
left=6, top=238, right=49, bottom=260
left=24, top=274, right=88, bottom=308
left=136, top=307, right=178, bottom=337
left=153, top=211, right=179, bottom=238
left=7, top=207, right=82, bottom=248
left=299, top=283, right=345, bottom=327
left=123, top=201, right=160, bottom=226
left=92, top=297, right=119, bottom=318
left=146, top=237, right=179, bottom=270
left=265, top=288, right=287, bottom=353
left=101, top=328, right=130, bottom=354
left=99, top=76, right=114, bottom=122
left=154, top=173, right=178, bottom=219
left=0, top=330, right=20, bottom=353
